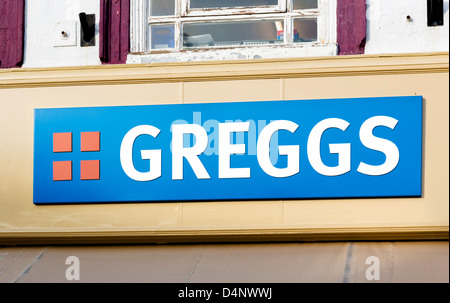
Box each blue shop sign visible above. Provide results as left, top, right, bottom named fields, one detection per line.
left=33, top=96, right=423, bottom=204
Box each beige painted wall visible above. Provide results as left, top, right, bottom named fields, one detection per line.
left=0, top=53, right=448, bottom=244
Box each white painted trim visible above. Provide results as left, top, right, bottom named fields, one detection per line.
left=128, top=43, right=338, bottom=64
left=130, top=0, right=149, bottom=53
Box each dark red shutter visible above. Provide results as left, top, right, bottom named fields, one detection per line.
left=337, top=0, right=367, bottom=55
left=100, top=0, right=130, bottom=64
left=0, top=0, right=25, bottom=68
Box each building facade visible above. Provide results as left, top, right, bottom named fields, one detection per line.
left=0, top=0, right=448, bottom=284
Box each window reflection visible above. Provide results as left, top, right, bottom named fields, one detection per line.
left=183, top=20, right=283, bottom=48
left=293, top=18, right=317, bottom=42
left=292, top=0, right=317, bottom=10
left=150, top=0, right=175, bottom=16
left=190, top=0, right=278, bottom=9
left=151, top=24, right=175, bottom=49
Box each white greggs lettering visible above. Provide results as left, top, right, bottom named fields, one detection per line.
left=120, top=116, right=400, bottom=181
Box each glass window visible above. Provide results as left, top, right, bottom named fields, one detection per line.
left=151, top=24, right=175, bottom=49
left=293, top=18, right=318, bottom=43
left=190, top=0, right=278, bottom=9
left=292, top=0, right=318, bottom=10
left=150, top=0, right=175, bottom=16
left=130, top=0, right=331, bottom=56
left=183, top=20, right=284, bottom=48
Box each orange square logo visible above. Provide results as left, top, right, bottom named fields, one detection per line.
left=80, top=160, right=100, bottom=180
left=53, top=133, right=72, bottom=153
left=53, top=161, right=72, bottom=181
left=81, top=132, right=100, bottom=152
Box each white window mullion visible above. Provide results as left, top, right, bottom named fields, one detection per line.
left=280, top=0, right=287, bottom=12
left=179, top=13, right=291, bottom=23
left=181, top=0, right=189, bottom=16
left=285, top=15, right=293, bottom=44
left=175, top=21, right=182, bottom=50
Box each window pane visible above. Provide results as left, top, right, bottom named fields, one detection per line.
left=293, top=18, right=317, bottom=42
left=151, top=24, right=175, bottom=49
left=190, top=0, right=278, bottom=9
left=292, top=0, right=318, bottom=10
left=183, top=20, right=284, bottom=48
left=150, top=0, right=175, bottom=16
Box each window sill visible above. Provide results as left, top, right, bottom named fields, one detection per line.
left=127, top=43, right=338, bottom=64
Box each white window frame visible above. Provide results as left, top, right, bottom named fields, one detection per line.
left=130, top=0, right=337, bottom=61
